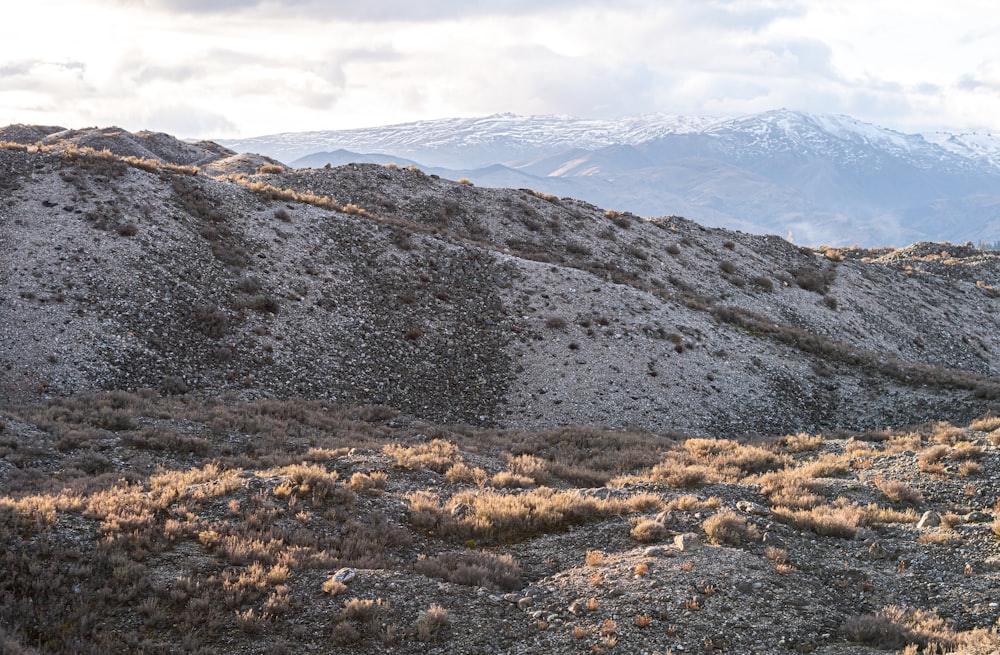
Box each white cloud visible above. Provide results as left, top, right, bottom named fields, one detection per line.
left=1, top=0, right=999, bottom=136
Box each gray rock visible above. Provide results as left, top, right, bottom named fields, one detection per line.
left=331, top=568, right=356, bottom=583
left=643, top=545, right=671, bottom=558
left=916, top=511, right=941, bottom=528
left=965, top=511, right=992, bottom=523
left=674, top=533, right=703, bottom=551
left=736, top=500, right=770, bottom=516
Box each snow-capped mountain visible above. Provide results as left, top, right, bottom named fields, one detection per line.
left=219, top=113, right=719, bottom=168
left=219, top=110, right=1000, bottom=246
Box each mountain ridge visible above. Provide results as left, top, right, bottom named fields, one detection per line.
left=219, top=110, right=1000, bottom=247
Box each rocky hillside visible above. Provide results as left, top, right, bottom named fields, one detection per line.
left=1, top=128, right=999, bottom=438
left=3, top=127, right=1000, bottom=655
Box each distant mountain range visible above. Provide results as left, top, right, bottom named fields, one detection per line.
left=219, top=111, right=1000, bottom=247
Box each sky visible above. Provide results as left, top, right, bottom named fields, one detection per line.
left=2, top=0, right=999, bottom=139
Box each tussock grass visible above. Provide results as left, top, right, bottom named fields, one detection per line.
left=406, top=488, right=662, bottom=543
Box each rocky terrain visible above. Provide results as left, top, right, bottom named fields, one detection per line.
left=1, top=126, right=998, bottom=437
left=1, top=393, right=1000, bottom=654
left=1, top=126, right=1000, bottom=654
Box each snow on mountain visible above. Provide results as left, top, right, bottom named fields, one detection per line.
left=921, top=130, right=1000, bottom=169
left=219, top=113, right=720, bottom=168
left=218, top=110, right=1000, bottom=246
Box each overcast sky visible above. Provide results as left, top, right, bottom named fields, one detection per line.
left=2, top=0, right=999, bottom=138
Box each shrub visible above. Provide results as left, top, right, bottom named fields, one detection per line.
left=444, top=462, right=488, bottom=484
left=348, top=471, right=387, bottom=493
left=648, top=461, right=713, bottom=488
left=117, top=221, right=139, bottom=236
left=702, top=510, right=757, bottom=545
left=719, top=260, right=736, bottom=275
left=339, top=597, right=389, bottom=623
left=384, top=439, right=461, bottom=473
left=507, top=454, right=549, bottom=484
left=490, top=471, right=535, bottom=489
left=749, top=275, right=774, bottom=292
left=969, top=416, right=1000, bottom=433
left=414, top=604, right=450, bottom=641
left=545, top=316, right=567, bottom=329
left=407, top=488, right=661, bottom=543
left=874, top=478, right=923, bottom=505
left=193, top=303, right=229, bottom=338
left=236, top=294, right=280, bottom=314
left=630, top=518, right=667, bottom=543
left=772, top=504, right=859, bottom=538
left=414, top=551, right=521, bottom=591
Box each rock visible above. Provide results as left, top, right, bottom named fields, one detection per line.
left=917, top=511, right=941, bottom=528
left=331, top=568, right=356, bottom=583
left=736, top=500, right=770, bottom=516
left=965, top=511, right=992, bottom=523
left=643, top=545, right=670, bottom=558
left=653, top=510, right=673, bottom=524
left=674, top=533, right=703, bottom=551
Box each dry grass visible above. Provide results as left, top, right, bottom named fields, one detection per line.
left=664, top=495, right=722, bottom=513
left=406, top=488, right=662, bottom=543
left=772, top=503, right=860, bottom=538
left=756, top=469, right=826, bottom=510
left=630, top=518, right=667, bottom=543
left=702, top=510, right=759, bottom=545
left=843, top=605, right=999, bottom=651
left=777, top=432, right=824, bottom=453
left=969, top=415, right=1000, bottom=433
left=873, top=477, right=924, bottom=505
left=384, top=439, right=463, bottom=473
left=414, top=551, right=521, bottom=591
left=1, top=389, right=997, bottom=653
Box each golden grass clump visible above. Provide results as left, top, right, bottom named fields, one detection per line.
left=873, top=477, right=924, bottom=505
left=756, top=469, right=826, bottom=510
left=969, top=415, right=1000, bottom=434
left=772, top=503, right=860, bottom=538
left=406, top=488, right=661, bottom=543
left=384, top=439, right=463, bottom=473
left=702, top=510, right=759, bottom=545
left=444, top=462, right=488, bottom=485
left=777, top=432, right=824, bottom=453
left=630, top=518, right=667, bottom=543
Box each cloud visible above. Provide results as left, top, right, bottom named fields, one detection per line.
left=0, top=59, right=87, bottom=85
left=111, top=0, right=629, bottom=21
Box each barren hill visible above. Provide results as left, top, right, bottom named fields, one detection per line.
left=3, top=128, right=1000, bottom=655
left=1, top=135, right=998, bottom=436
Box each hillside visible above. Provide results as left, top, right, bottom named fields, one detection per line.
left=219, top=111, right=1000, bottom=246
left=2, top=128, right=1000, bottom=654
left=1, top=132, right=998, bottom=436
